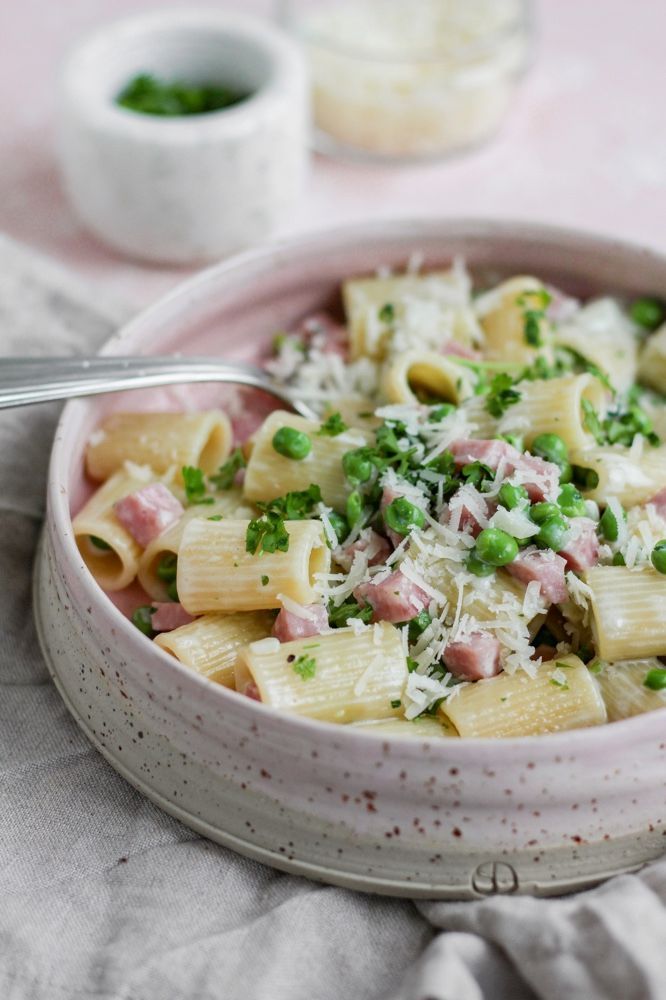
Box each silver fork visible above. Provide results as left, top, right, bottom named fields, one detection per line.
left=0, top=356, right=318, bottom=420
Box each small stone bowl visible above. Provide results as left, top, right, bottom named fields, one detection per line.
left=56, top=8, right=308, bottom=264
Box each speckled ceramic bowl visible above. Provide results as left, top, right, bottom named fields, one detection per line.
left=36, top=220, right=666, bottom=899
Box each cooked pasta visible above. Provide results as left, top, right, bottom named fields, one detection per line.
left=74, top=264, right=666, bottom=739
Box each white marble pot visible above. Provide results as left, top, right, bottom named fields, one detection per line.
left=57, top=9, right=308, bottom=264
left=36, top=220, right=666, bottom=898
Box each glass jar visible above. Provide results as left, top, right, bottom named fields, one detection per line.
left=277, top=0, right=534, bottom=163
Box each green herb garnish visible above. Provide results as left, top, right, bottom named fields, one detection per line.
left=317, top=412, right=348, bottom=437
left=132, top=605, right=156, bottom=637
left=182, top=465, right=214, bottom=504
left=485, top=373, right=521, bottom=418
left=293, top=654, right=317, bottom=680
left=89, top=535, right=111, bottom=551
left=378, top=302, right=395, bottom=324
left=210, top=447, right=246, bottom=490
left=517, top=288, right=551, bottom=347
left=246, top=511, right=290, bottom=556
left=116, top=73, right=247, bottom=117
left=261, top=575, right=270, bottom=586
left=328, top=599, right=373, bottom=628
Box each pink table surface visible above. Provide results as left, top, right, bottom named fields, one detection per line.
left=1, top=0, right=665, bottom=314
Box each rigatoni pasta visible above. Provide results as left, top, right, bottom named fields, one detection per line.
left=74, top=264, right=666, bottom=738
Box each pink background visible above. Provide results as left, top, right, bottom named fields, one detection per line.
left=1, top=0, right=665, bottom=312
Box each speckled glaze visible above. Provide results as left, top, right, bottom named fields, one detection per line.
left=36, top=220, right=666, bottom=898
left=56, top=10, right=308, bottom=264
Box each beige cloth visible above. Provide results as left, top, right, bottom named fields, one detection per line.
left=1, top=234, right=665, bottom=1000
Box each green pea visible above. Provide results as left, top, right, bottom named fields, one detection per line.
left=498, top=433, right=524, bottom=451
left=89, top=535, right=111, bottom=551
left=166, top=580, right=179, bottom=602
left=644, top=667, right=666, bottom=690
left=328, top=512, right=349, bottom=543
left=599, top=504, right=624, bottom=542
left=272, top=426, right=312, bottom=460
left=573, top=465, right=599, bottom=491
left=530, top=502, right=560, bottom=524
left=498, top=482, right=528, bottom=510
left=342, top=448, right=373, bottom=485
left=346, top=490, right=362, bottom=526
left=627, top=405, right=653, bottom=436
left=428, top=403, right=456, bottom=422
left=630, top=297, right=665, bottom=331
left=132, top=605, right=155, bottom=637
left=557, top=484, right=587, bottom=518
left=156, top=552, right=178, bottom=583
left=408, top=610, right=432, bottom=643
left=558, top=461, right=573, bottom=484
left=532, top=433, right=569, bottom=469
left=475, top=528, right=519, bottom=567
left=385, top=497, right=426, bottom=537
left=466, top=551, right=495, bottom=577
left=536, top=515, right=569, bottom=551
left=651, top=539, right=666, bottom=574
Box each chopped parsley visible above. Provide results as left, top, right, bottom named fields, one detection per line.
left=257, top=484, right=322, bottom=520
left=328, top=599, right=373, bottom=628
left=116, top=73, right=247, bottom=116
left=182, top=465, right=214, bottom=504
left=210, top=448, right=246, bottom=489
left=378, top=302, right=395, bottom=324
left=246, top=511, right=289, bottom=556
left=293, top=653, right=317, bottom=680
left=261, top=575, right=269, bottom=586
left=317, top=412, right=348, bottom=437
left=582, top=399, right=659, bottom=448
left=132, top=605, right=155, bottom=637
left=517, top=288, right=551, bottom=347
left=485, top=372, right=521, bottom=418
left=390, top=699, right=402, bottom=709
left=207, top=514, right=223, bottom=521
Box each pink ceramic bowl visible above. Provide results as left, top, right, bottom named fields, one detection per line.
left=36, top=220, right=666, bottom=899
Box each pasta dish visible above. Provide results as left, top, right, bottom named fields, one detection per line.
left=72, top=263, right=666, bottom=738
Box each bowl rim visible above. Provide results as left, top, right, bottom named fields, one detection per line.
left=47, top=216, right=666, bottom=754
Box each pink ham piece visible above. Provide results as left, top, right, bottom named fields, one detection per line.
left=506, top=548, right=568, bottom=606
left=343, top=529, right=391, bottom=568
left=151, top=602, right=194, bottom=632
left=354, top=569, right=429, bottom=624
left=244, top=681, right=261, bottom=701
left=442, top=631, right=502, bottom=680
left=441, top=340, right=482, bottom=361
left=273, top=604, right=329, bottom=643
left=114, top=483, right=184, bottom=548
left=647, top=487, right=666, bottom=520
left=449, top=438, right=560, bottom=501
left=558, top=517, right=600, bottom=573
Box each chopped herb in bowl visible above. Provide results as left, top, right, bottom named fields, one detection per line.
left=116, top=73, right=248, bottom=117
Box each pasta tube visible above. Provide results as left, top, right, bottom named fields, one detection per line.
left=478, top=276, right=551, bottom=365
left=380, top=350, right=475, bottom=406
left=351, top=716, right=458, bottom=738
left=637, top=322, right=666, bottom=394
left=235, top=622, right=407, bottom=722
left=154, top=611, right=275, bottom=688
left=342, top=270, right=478, bottom=360
left=596, top=657, right=666, bottom=721
left=441, top=655, right=606, bottom=738
left=243, top=410, right=369, bottom=511
left=177, top=518, right=330, bottom=613
left=498, top=374, right=607, bottom=450
left=586, top=566, right=666, bottom=660
left=86, top=410, right=232, bottom=482
left=138, top=490, right=256, bottom=600
left=72, top=462, right=157, bottom=590
left=571, top=445, right=666, bottom=506
left=555, top=299, right=638, bottom=393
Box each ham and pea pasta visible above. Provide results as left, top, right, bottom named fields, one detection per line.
left=74, top=264, right=666, bottom=738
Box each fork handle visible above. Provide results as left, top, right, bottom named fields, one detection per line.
left=0, top=356, right=315, bottom=419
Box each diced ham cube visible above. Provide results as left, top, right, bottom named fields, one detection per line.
left=244, top=681, right=261, bottom=701
left=647, top=487, right=666, bottom=520
left=558, top=517, right=600, bottom=572
left=505, top=548, right=568, bottom=606
left=449, top=438, right=519, bottom=470
left=273, top=604, right=329, bottom=642
left=441, top=340, right=482, bottom=361
left=343, top=529, right=391, bottom=568
left=448, top=439, right=559, bottom=501
left=114, top=483, right=184, bottom=548
left=354, top=570, right=429, bottom=624
left=151, top=602, right=194, bottom=632
left=442, top=631, right=502, bottom=680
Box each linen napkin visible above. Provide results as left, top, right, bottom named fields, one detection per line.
left=1, top=233, right=665, bottom=1000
